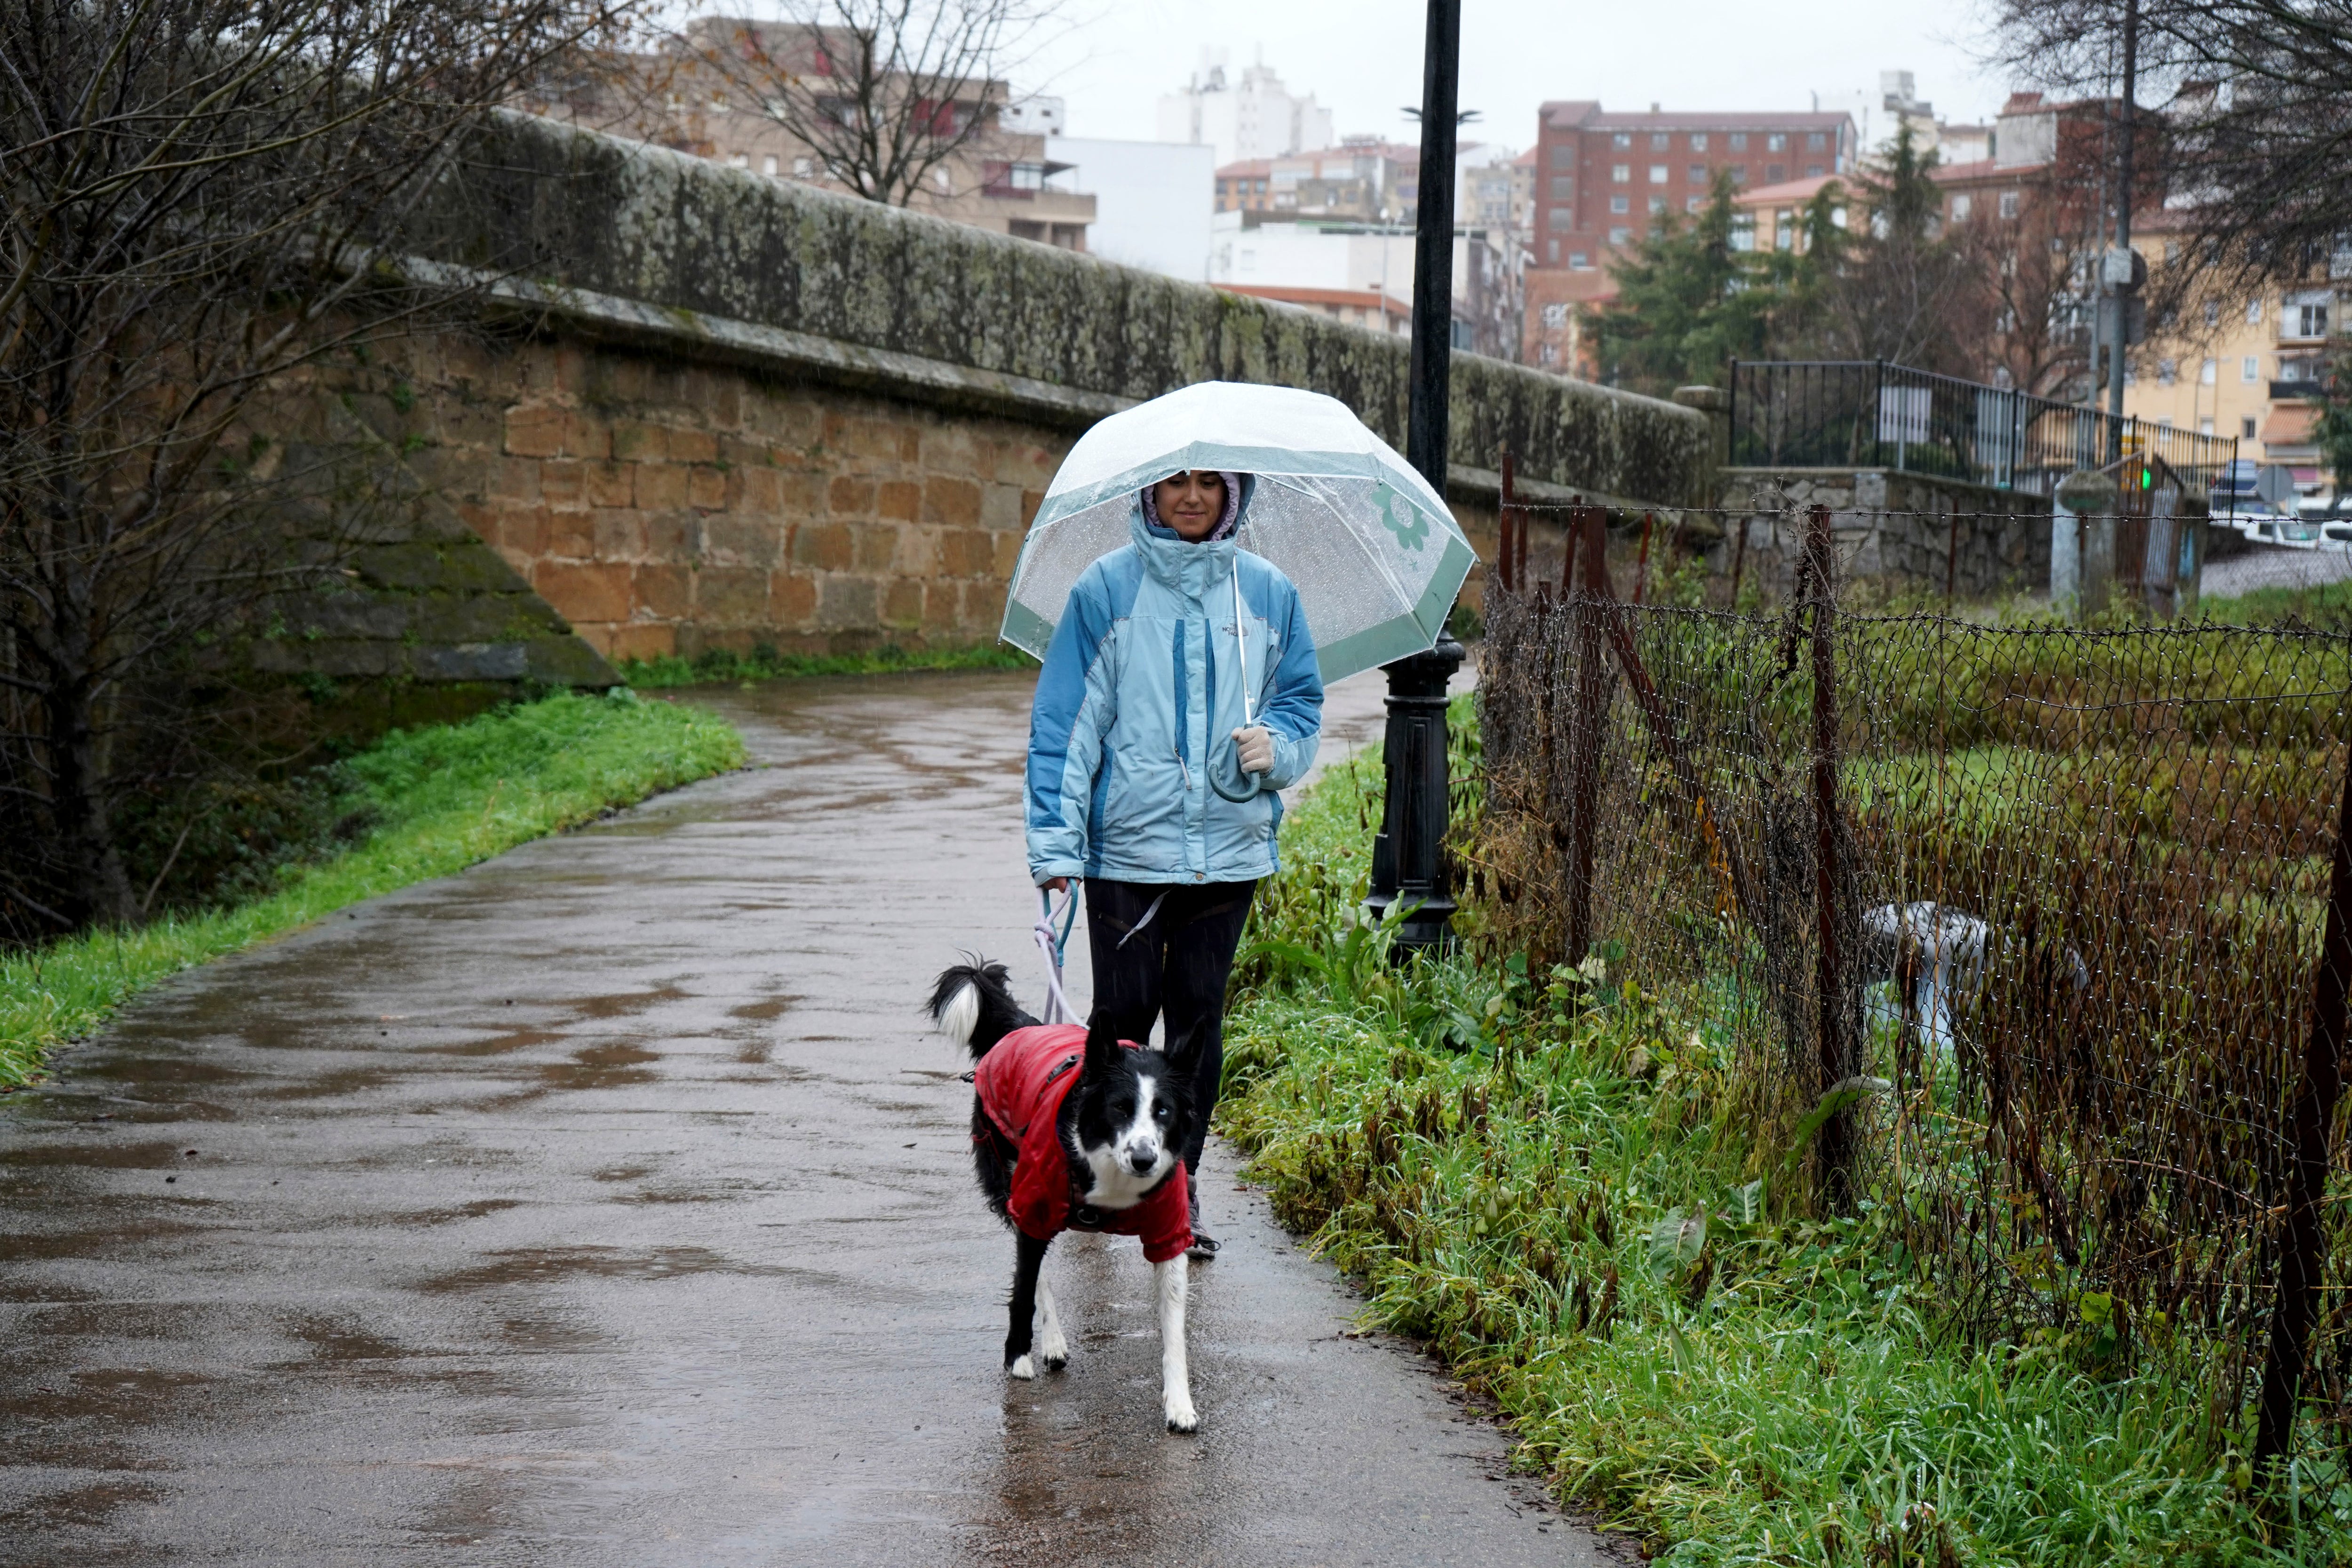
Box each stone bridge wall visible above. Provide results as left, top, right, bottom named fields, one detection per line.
left=316, top=112, right=1709, bottom=667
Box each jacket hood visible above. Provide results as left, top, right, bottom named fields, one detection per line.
left=1129, top=508, right=1238, bottom=604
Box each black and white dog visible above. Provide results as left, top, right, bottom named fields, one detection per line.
left=929, top=959, right=1201, bottom=1432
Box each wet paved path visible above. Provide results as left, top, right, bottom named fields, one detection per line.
left=2, top=669, right=1599, bottom=1567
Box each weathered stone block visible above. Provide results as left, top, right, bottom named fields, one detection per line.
left=795, top=522, right=854, bottom=572
left=611, top=421, right=669, bottom=462
left=636, top=564, right=691, bottom=620
left=414, top=641, right=531, bottom=681
left=827, top=475, right=875, bottom=517
left=687, top=465, right=727, bottom=511
left=542, top=508, right=595, bottom=561
left=702, top=515, right=782, bottom=569
left=670, top=426, right=720, bottom=465
left=882, top=578, right=923, bottom=628
left=541, top=460, right=588, bottom=509
left=505, top=404, right=568, bottom=459
left=633, top=462, right=689, bottom=511
left=594, top=509, right=649, bottom=560
left=696, top=567, right=768, bottom=625
left=535, top=560, right=633, bottom=624
left=923, top=476, right=982, bottom=527
left=770, top=569, right=817, bottom=624
left=817, top=573, right=878, bottom=630
left=878, top=479, right=921, bottom=522
left=853, top=523, right=899, bottom=573
left=598, top=622, right=674, bottom=662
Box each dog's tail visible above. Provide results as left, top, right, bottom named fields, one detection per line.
left=929, top=958, right=1038, bottom=1060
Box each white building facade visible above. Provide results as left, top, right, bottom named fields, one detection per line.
left=1045, top=137, right=1217, bottom=281
left=1156, top=51, right=1335, bottom=169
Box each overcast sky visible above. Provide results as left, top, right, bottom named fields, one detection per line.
left=1012, top=0, right=2012, bottom=153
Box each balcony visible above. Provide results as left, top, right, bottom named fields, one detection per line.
left=2271, top=375, right=2332, bottom=402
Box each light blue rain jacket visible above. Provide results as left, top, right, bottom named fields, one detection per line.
left=1026, top=511, right=1323, bottom=886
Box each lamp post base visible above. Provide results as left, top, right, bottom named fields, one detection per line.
left=1366, top=632, right=1466, bottom=956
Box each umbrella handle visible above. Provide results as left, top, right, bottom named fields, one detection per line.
left=1211, top=748, right=1265, bottom=802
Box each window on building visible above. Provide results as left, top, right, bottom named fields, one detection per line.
left=1767, top=163, right=1785, bottom=182
left=1610, top=194, right=1630, bottom=214
left=2296, top=301, right=2331, bottom=337
left=2248, top=299, right=2264, bottom=324
left=1649, top=164, right=1668, bottom=183
left=1776, top=212, right=1794, bottom=249
left=1766, top=132, right=1788, bottom=151
left=1691, top=133, right=1709, bottom=151
left=1540, top=343, right=1559, bottom=366
left=1950, top=193, right=1972, bottom=221
left=1806, top=164, right=1824, bottom=177
left=2244, top=356, right=2260, bottom=382
left=795, top=156, right=813, bottom=177
left=1686, top=196, right=1703, bottom=213
left=1613, top=132, right=1632, bottom=149
left=1608, top=226, right=1630, bottom=245
left=1651, top=132, right=1670, bottom=150
left=1547, top=239, right=1559, bottom=263
left=1998, top=190, right=2019, bottom=218
left=1570, top=251, right=1591, bottom=269
left=1688, top=163, right=1705, bottom=183
left=1541, top=302, right=1569, bottom=327
left=1729, top=166, right=1747, bottom=185
left=2201, top=357, right=2218, bottom=383
left=2158, top=358, right=2177, bottom=384
left=1728, top=132, right=1747, bottom=151
left=727, top=153, right=749, bottom=168
left=1550, top=144, right=1575, bottom=168
left=2205, top=300, right=2220, bottom=326
left=763, top=154, right=779, bottom=176
left=2244, top=416, right=2259, bottom=438
left=1550, top=175, right=1574, bottom=199
left=1808, top=131, right=1827, bottom=151
left=2201, top=418, right=2216, bottom=435
left=1612, top=163, right=1630, bottom=183
left=1649, top=196, right=1667, bottom=215
left=1729, top=214, right=1755, bottom=252
left=1548, top=206, right=1574, bottom=229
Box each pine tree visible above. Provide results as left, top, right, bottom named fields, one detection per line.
left=1587, top=172, right=1776, bottom=395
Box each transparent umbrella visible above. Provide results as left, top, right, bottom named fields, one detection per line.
left=999, top=381, right=1476, bottom=685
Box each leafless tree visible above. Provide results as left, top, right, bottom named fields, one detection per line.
left=0, top=0, right=644, bottom=937
left=684, top=1, right=1062, bottom=206
left=1989, top=0, right=2352, bottom=295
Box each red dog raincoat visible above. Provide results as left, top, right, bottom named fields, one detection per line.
left=973, top=1024, right=1192, bottom=1263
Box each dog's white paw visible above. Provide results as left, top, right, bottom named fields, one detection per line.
left=1008, top=1354, right=1036, bottom=1380
left=1163, top=1388, right=1198, bottom=1433
left=1039, top=1329, right=1069, bottom=1370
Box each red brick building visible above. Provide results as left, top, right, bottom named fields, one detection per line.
left=1522, top=101, right=1856, bottom=368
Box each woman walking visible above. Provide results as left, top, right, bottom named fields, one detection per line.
left=1025, top=469, right=1323, bottom=1257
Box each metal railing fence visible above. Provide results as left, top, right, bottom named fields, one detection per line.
left=1727, top=359, right=2241, bottom=500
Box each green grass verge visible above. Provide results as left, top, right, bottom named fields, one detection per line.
left=1218, top=739, right=2349, bottom=1566
left=614, top=641, right=1033, bottom=689
left=0, top=690, right=745, bottom=1087
left=2193, top=575, right=2352, bottom=631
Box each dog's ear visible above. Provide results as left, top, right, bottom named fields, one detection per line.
left=1082, top=1011, right=1123, bottom=1077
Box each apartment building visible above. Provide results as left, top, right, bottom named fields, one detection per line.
left=1522, top=101, right=1856, bottom=367
left=529, top=18, right=1095, bottom=250
left=2126, top=271, right=2344, bottom=489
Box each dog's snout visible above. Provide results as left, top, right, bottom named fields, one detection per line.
left=1128, top=1138, right=1160, bottom=1173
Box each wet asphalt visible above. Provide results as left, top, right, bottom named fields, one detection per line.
left=1, top=668, right=1607, bottom=1567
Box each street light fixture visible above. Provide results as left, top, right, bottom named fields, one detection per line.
left=1364, top=0, right=1466, bottom=954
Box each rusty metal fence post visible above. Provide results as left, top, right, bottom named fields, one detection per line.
left=2254, top=734, right=2352, bottom=1468
left=1804, top=503, right=1856, bottom=1210
left=1563, top=505, right=1609, bottom=967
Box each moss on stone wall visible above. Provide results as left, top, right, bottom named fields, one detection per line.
left=421, top=113, right=1710, bottom=510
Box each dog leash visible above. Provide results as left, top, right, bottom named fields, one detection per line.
left=1034, top=883, right=1081, bottom=1025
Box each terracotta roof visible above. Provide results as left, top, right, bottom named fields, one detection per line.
left=1218, top=284, right=1409, bottom=317
left=1735, top=174, right=1841, bottom=207
left=1541, top=100, right=1852, bottom=133
left=1215, top=159, right=1274, bottom=179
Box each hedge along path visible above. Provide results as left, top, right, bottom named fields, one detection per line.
left=0, top=692, right=746, bottom=1085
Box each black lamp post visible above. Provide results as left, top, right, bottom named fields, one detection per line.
left=1365, top=0, right=1466, bottom=953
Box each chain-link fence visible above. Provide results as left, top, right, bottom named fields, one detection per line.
left=1471, top=499, right=2352, bottom=1467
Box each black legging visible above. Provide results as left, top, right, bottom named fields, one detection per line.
left=1084, top=877, right=1257, bottom=1174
